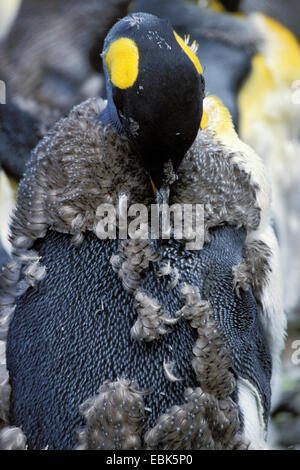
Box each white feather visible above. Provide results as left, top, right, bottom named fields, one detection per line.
left=237, top=378, right=268, bottom=450
left=0, top=0, right=22, bottom=40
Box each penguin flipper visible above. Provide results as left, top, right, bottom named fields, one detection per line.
left=200, top=225, right=272, bottom=448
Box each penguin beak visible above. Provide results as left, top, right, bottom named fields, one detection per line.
left=150, top=177, right=156, bottom=197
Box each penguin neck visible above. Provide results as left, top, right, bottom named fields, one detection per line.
left=97, top=75, right=124, bottom=134
left=156, top=183, right=170, bottom=207
left=97, top=81, right=178, bottom=211
left=97, top=98, right=124, bottom=135
left=155, top=183, right=172, bottom=240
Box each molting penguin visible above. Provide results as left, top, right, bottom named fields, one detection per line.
left=0, top=13, right=283, bottom=450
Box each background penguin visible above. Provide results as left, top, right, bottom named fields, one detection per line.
left=0, top=102, right=49, bottom=182
left=0, top=0, right=131, bottom=113
left=0, top=0, right=128, bottom=269
left=0, top=13, right=283, bottom=450
left=242, top=0, right=300, bottom=41
left=0, top=0, right=127, bottom=273
left=238, top=13, right=300, bottom=318
left=235, top=8, right=300, bottom=447
left=0, top=1, right=25, bottom=267
left=194, top=0, right=300, bottom=321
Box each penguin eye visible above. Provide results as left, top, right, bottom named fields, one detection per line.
left=201, top=75, right=205, bottom=95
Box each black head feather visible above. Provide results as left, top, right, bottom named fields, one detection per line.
left=99, top=12, right=204, bottom=189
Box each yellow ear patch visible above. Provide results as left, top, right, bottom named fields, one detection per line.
left=174, top=31, right=203, bottom=75
left=105, top=37, right=139, bottom=89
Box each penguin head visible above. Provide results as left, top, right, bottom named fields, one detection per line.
left=100, top=12, right=204, bottom=190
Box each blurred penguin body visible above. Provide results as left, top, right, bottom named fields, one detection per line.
left=238, top=14, right=300, bottom=315
left=242, top=0, right=300, bottom=42
left=0, top=99, right=60, bottom=269
left=0, top=13, right=284, bottom=450
left=0, top=101, right=52, bottom=182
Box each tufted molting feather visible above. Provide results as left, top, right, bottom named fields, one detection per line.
left=156, top=260, right=180, bottom=290
left=110, top=239, right=160, bottom=294
left=232, top=239, right=272, bottom=297
left=76, top=379, right=145, bottom=450
left=178, top=283, right=236, bottom=399
left=0, top=426, right=27, bottom=450
left=131, top=290, right=179, bottom=342
left=144, top=387, right=248, bottom=450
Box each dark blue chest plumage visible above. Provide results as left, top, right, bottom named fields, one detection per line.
left=6, top=225, right=271, bottom=449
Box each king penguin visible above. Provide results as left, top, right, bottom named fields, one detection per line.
left=0, top=13, right=285, bottom=450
